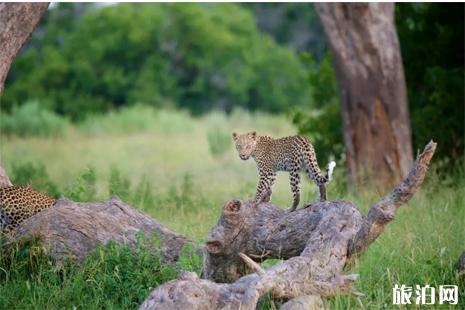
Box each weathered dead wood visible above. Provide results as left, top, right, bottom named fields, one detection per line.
left=0, top=3, right=49, bottom=94
left=12, top=197, right=193, bottom=263
left=348, top=141, right=437, bottom=258
left=140, top=141, right=436, bottom=310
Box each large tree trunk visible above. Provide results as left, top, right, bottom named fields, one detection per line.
left=0, top=2, right=49, bottom=95
left=314, top=3, right=413, bottom=189
left=140, top=141, right=435, bottom=309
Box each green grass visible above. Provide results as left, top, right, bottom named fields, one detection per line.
left=0, top=107, right=463, bottom=309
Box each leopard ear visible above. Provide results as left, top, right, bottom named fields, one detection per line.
left=232, top=132, right=238, bottom=140
left=250, top=131, right=257, bottom=139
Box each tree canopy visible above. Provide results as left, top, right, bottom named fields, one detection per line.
left=3, top=3, right=310, bottom=120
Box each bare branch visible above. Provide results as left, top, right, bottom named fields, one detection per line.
left=238, top=252, right=264, bottom=275
left=349, top=141, right=437, bottom=257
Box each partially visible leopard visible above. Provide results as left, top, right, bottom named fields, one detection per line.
left=232, top=131, right=336, bottom=211
left=0, top=185, right=56, bottom=232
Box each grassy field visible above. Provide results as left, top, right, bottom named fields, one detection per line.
left=0, top=106, right=463, bottom=309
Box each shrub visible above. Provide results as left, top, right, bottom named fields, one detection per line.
left=109, top=166, right=131, bottom=201
left=0, top=100, right=69, bottom=137
left=78, top=105, right=195, bottom=135
left=9, top=160, right=60, bottom=198
left=207, top=126, right=231, bottom=157
left=3, top=3, right=310, bottom=119
left=64, top=167, right=97, bottom=202
left=291, top=53, right=344, bottom=164
left=0, top=234, right=180, bottom=309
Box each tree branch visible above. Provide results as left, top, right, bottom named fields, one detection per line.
left=0, top=3, right=49, bottom=94
left=348, top=141, right=437, bottom=257
left=140, top=141, right=436, bottom=309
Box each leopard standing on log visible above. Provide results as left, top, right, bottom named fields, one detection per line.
left=232, top=131, right=336, bottom=211
left=0, top=185, right=56, bottom=232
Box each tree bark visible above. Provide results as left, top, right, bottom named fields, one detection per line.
left=140, top=141, right=436, bottom=309
left=314, top=3, right=413, bottom=189
left=0, top=2, right=49, bottom=95
left=12, top=197, right=194, bottom=263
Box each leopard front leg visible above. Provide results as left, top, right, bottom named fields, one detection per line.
left=288, top=170, right=301, bottom=212
left=253, top=169, right=276, bottom=206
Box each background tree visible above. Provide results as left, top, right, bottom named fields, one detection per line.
left=2, top=3, right=311, bottom=120
left=396, top=3, right=464, bottom=164
left=315, top=3, right=413, bottom=188
left=0, top=3, right=49, bottom=94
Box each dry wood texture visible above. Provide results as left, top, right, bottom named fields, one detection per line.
left=140, top=141, right=436, bottom=309
left=12, top=197, right=193, bottom=263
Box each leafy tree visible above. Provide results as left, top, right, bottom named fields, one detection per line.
left=294, top=3, right=463, bottom=169
left=291, top=53, right=343, bottom=164
left=243, top=3, right=327, bottom=60
left=3, top=3, right=310, bottom=120
left=396, top=3, right=464, bottom=162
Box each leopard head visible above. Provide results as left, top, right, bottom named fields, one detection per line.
left=232, top=131, right=257, bottom=160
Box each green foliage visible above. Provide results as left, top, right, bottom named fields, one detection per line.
left=243, top=3, right=327, bottom=59
left=109, top=166, right=131, bottom=201
left=78, top=105, right=195, bottom=135
left=3, top=3, right=310, bottom=120
left=9, top=161, right=60, bottom=198
left=177, top=243, right=203, bottom=274
left=0, top=100, right=69, bottom=137
left=291, top=53, right=344, bottom=163
left=0, top=235, right=180, bottom=309
left=64, top=167, right=97, bottom=202
left=207, top=126, right=231, bottom=157
left=396, top=3, right=464, bottom=163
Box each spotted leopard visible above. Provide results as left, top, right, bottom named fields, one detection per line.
left=232, top=131, right=336, bottom=211
left=0, top=185, right=56, bottom=232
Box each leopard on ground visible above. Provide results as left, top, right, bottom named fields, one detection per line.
left=232, top=131, right=336, bottom=211
left=0, top=185, right=56, bottom=232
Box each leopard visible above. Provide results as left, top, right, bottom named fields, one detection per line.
left=0, top=185, right=56, bottom=232
left=232, top=131, right=336, bottom=211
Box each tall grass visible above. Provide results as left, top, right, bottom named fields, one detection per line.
left=0, top=235, right=189, bottom=309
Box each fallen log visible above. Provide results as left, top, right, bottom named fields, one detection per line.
left=12, top=197, right=193, bottom=263
left=139, top=141, right=436, bottom=309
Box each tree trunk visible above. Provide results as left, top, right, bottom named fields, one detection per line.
left=12, top=197, right=194, bottom=263
left=140, top=141, right=436, bottom=309
left=0, top=2, right=49, bottom=95
left=314, top=3, right=413, bottom=189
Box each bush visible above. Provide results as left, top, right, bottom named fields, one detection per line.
left=291, top=53, right=344, bottom=164
left=0, top=235, right=182, bottom=309
left=207, top=126, right=231, bottom=157
left=109, top=166, right=131, bottom=201
left=0, top=100, right=69, bottom=137
left=9, top=160, right=60, bottom=198
left=3, top=3, right=310, bottom=120
left=64, top=167, right=97, bottom=202
left=78, top=105, right=195, bottom=135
